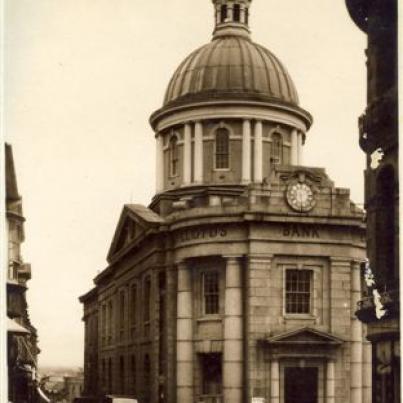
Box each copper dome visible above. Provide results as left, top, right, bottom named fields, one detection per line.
left=163, top=36, right=299, bottom=107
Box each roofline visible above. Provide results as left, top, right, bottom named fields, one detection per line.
left=78, top=286, right=98, bottom=303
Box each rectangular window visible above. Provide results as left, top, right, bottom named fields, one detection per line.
left=119, top=290, right=125, bottom=341
left=107, top=300, right=113, bottom=344
left=144, top=276, right=151, bottom=336
left=215, top=128, right=230, bottom=169
left=102, top=305, right=107, bottom=346
left=202, top=271, right=220, bottom=315
left=285, top=269, right=312, bottom=314
left=131, top=283, right=137, bottom=338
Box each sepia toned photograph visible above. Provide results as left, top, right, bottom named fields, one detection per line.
left=2, top=1, right=399, bottom=403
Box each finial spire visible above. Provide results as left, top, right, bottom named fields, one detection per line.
left=212, top=0, right=252, bottom=39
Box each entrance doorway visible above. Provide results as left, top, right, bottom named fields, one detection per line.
left=284, top=367, right=318, bottom=403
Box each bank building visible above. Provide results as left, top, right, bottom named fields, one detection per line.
left=80, top=1, right=370, bottom=402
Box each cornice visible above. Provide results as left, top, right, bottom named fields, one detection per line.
left=150, top=98, right=313, bottom=133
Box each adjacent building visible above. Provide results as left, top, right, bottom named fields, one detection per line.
left=6, top=143, right=42, bottom=403
left=81, top=2, right=369, bottom=402
left=345, top=1, right=399, bottom=402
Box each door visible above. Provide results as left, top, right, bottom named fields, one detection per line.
left=284, top=367, right=318, bottom=403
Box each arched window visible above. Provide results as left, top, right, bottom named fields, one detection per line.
left=220, top=5, right=228, bottom=22
left=215, top=128, right=230, bottom=169
left=271, top=133, right=283, bottom=164
left=233, top=4, right=241, bottom=22
left=169, top=136, right=178, bottom=176
left=376, top=166, right=397, bottom=286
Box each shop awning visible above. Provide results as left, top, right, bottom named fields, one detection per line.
left=7, top=318, right=30, bottom=334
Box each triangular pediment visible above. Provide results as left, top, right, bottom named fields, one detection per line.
left=265, top=327, right=344, bottom=346
left=107, top=204, right=164, bottom=262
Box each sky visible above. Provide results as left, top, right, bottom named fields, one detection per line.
left=4, top=0, right=366, bottom=367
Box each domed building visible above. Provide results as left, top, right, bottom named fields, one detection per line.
left=80, top=2, right=369, bottom=403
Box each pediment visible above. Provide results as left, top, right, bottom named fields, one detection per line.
left=265, top=327, right=344, bottom=346
left=107, top=204, right=164, bottom=262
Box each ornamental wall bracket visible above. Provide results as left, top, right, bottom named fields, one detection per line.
left=279, top=169, right=322, bottom=186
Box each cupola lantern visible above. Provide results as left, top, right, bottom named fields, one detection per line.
left=212, top=0, right=252, bottom=38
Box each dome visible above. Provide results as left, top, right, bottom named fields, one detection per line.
left=163, top=36, right=299, bottom=107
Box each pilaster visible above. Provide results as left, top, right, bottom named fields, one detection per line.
left=351, top=260, right=363, bottom=403
left=176, top=262, right=194, bottom=403
left=156, top=133, right=164, bottom=192
left=223, top=256, right=243, bottom=403
left=242, top=119, right=251, bottom=183
left=291, top=129, right=298, bottom=165
left=194, top=121, right=203, bottom=184
left=183, top=123, right=192, bottom=185
left=326, top=359, right=336, bottom=403
left=297, top=131, right=304, bottom=165
left=247, top=255, right=273, bottom=400
left=270, top=360, right=280, bottom=403
left=253, top=120, right=263, bottom=183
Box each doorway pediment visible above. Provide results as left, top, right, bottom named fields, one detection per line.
left=265, top=327, right=344, bottom=346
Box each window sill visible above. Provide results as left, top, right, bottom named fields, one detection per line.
left=197, top=315, right=223, bottom=323
left=283, top=314, right=316, bottom=320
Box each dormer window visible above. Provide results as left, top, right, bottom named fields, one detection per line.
left=271, top=133, right=283, bottom=164
left=215, top=128, right=230, bottom=169
left=220, top=5, right=228, bottom=23
left=233, top=4, right=241, bottom=22
left=169, top=136, right=179, bottom=176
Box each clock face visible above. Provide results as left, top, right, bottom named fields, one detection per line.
left=286, top=183, right=315, bottom=212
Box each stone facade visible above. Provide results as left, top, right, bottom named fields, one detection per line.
left=80, top=2, right=369, bottom=402
left=345, top=1, right=399, bottom=402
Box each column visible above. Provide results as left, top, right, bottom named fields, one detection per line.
left=253, top=120, right=263, bottom=183
left=216, top=5, right=221, bottom=24
left=156, top=134, right=164, bottom=193
left=297, top=132, right=304, bottom=165
left=183, top=123, right=192, bottom=185
left=362, top=341, right=372, bottom=403
left=270, top=360, right=280, bottom=403
left=223, top=256, right=243, bottom=403
left=291, top=129, right=298, bottom=165
left=176, top=262, right=193, bottom=403
left=240, top=4, right=246, bottom=23
left=227, top=4, right=233, bottom=21
left=194, top=121, right=203, bottom=183
left=326, top=360, right=336, bottom=403
left=242, top=119, right=251, bottom=183
left=351, top=261, right=363, bottom=403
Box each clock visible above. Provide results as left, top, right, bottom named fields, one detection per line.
left=286, top=182, right=315, bottom=212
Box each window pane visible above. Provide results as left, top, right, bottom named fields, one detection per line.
left=215, top=128, right=229, bottom=169
left=170, top=137, right=178, bottom=176
left=271, top=133, right=282, bottom=163
left=203, top=271, right=220, bottom=315
left=285, top=269, right=312, bottom=314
